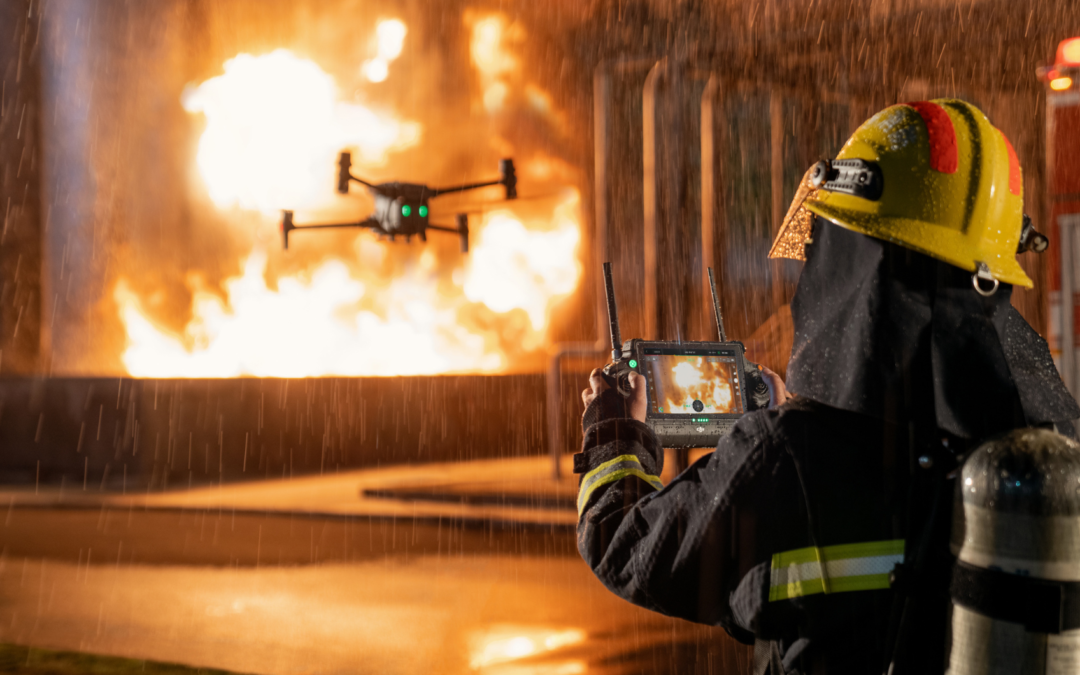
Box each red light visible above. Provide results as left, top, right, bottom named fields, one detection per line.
left=1057, top=38, right=1080, bottom=67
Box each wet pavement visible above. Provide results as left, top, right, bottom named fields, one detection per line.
left=0, top=453, right=746, bottom=675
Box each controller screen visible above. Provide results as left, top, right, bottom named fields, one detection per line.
left=642, top=348, right=744, bottom=415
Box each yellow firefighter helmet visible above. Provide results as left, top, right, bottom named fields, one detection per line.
left=770, top=99, right=1034, bottom=288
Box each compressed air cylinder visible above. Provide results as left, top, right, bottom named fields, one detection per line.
left=948, top=428, right=1080, bottom=675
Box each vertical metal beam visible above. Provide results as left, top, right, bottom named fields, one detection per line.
left=769, top=87, right=786, bottom=310
left=0, top=0, right=43, bottom=373
left=1062, top=214, right=1078, bottom=396
left=546, top=66, right=616, bottom=479
left=1048, top=87, right=1078, bottom=396
left=40, top=0, right=100, bottom=374
left=642, top=60, right=665, bottom=340
left=701, top=74, right=720, bottom=340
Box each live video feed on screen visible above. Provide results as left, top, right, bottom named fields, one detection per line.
left=644, top=348, right=744, bottom=416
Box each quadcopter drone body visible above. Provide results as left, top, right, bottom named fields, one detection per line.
left=281, top=152, right=517, bottom=253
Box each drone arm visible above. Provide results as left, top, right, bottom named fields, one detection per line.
left=347, top=175, right=377, bottom=190
left=429, top=158, right=517, bottom=200
left=281, top=209, right=380, bottom=250
left=292, top=220, right=380, bottom=230
left=428, top=179, right=503, bottom=197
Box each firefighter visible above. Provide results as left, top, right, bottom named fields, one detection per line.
left=575, top=99, right=1080, bottom=673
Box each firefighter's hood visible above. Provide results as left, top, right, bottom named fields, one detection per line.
left=785, top=217, right=1079, bottom=438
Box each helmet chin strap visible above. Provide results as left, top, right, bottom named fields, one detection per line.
left=973, top=262, right=1000, bottom=297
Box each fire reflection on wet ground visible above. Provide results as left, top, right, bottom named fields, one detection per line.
left=0, top=489, right=749, bottom=675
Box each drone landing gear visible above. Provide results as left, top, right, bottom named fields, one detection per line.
left=458, top=213, right=469, bottom=254
left=427, top=213, right=469, bottom=253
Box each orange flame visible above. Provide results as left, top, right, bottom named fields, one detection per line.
left=468, top=14, right=522, bottom=113
left=116, top=200, right=580, bottom=377
left=182, top=49, right=420, bottom=213
left=363, top=19, right=407, bottom=83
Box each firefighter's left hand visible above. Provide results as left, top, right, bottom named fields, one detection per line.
left=582, top=369, right=648, bottom=423
left=760, top=366, right=790, bottom=408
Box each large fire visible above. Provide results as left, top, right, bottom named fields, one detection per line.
left=182, top=47, right=421, bottom=213
left=116, top=202, right=580, bottom=377
left=116, top=16, right=581, bottom=378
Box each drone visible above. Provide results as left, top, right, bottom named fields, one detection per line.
left=280, top=152, right=517, bottom=253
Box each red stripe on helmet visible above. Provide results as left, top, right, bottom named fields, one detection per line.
left=904, top=101, right=958, bottom=174
left=998, top=129, right=1022, bottom=196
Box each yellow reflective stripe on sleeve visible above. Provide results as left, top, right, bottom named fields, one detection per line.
left=581, top=454, right=643, bottom=485
left=577, top=454, right=663, bottom=515
left=769, top=539, right=904, bottom=602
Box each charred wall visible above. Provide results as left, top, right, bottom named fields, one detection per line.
left=0, top=375, right=562, bottom=490
left=0, top=0, right=43, bottom=374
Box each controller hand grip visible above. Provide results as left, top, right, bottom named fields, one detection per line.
left=742, top=361, right=770, bottom=411
left=602, top=362, right=634, bottom=398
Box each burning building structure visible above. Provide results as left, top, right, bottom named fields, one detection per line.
left=0, top=0, right=1078, bottom=488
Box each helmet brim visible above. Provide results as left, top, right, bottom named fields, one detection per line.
left=805, top=199, right=1033, bottom=288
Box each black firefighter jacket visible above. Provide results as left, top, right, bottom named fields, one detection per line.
left=575, top=397, right=955, bottom=675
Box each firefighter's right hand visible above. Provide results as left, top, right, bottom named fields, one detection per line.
left=582, top=368, right=647, bottom=424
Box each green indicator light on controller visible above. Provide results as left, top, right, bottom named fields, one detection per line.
left=628, top=359, right=637, bottom=368
left=419, top=205, right=428, bottom=217
left=401, top=205, right=412, bottom=217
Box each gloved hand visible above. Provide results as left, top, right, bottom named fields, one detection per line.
left=581, top=368, right=647, bottom=430
left=760, top=365, right=790, bottom=408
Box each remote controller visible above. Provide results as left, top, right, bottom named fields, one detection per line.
left=600, top=262, right=769, bottom=448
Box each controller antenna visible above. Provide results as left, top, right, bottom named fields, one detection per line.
left=708, top=267, right=727, bottom=342
left=603, top=262, right=622, bottom=362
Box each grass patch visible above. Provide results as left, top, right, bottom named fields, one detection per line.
left=0, top=644, right=247, bottom=674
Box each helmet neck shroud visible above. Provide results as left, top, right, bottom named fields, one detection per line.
left=786, top=217, right=1079, bottom=439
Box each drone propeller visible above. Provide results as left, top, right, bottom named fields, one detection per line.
left=337, top=151, right=377, bottom=193
left=282, top=210, right=294, bottom=250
